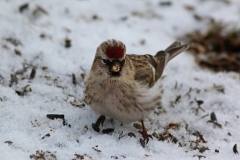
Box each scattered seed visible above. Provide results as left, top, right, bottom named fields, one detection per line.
left=5, top=37, right=22, bottom=46
left=133, top=123, right=142, bottom=130
left=195, top=99, right=204, bottom=106
left=80, top=73, right=86, bottom=79
left=140, top=138, right=145, bottom=148
left=184, top=5, right=195, bottom=11
left=102, top=128, right=114, bottom=134
left=70, top=99, right=85, bottom=108
left=175, top=95, right=181, bottom=104
left=111, top=156, right=118, bottom=159
left=199, top=146, right=210, bottom=153
left=139, top=39, right=146, bottom=45
left=72, top=73, right=76, bottom=85
left=118, top=131, right=125, bottom=140
left=30, top=67, right=36, bottom=79
left=193, top=155, right=206, bottom=160
left=127, top=132, right=136, bottom=138
left=41, top=133, right=50, bottom=139
left=92, top=146, right=101, bottom=152
left=215, top=149, right=219, bottom=153
left=83, top=125, right=88, bottom=132
left=32, top=5, right=48, bottom=16
left=92, top=123, right=100, bottom=132
left=144, top=154, right=150, bottom=157
left=159, top=1, right=172, bottom=6
left=46, top=114, right=64, bottom=120
left=42, top=66, right=48, bottom=71
left=213, top=84, right=225, bottom=93
left=5, top=141, right=13, bottom=145
left=233, top=144, right=239, bottom=154
left=15, top=90, right=24, bottom=96
left=35, top=119, right=42, bottom=126
left=92, top=14, right=99, bottom=20
left=228, top=132, right=232, bottom=136
left=65, top=38, right=71, bottom=48
left=210, top=112, right=217, bottom=121
left=166, top=123, right=179, bottom=130
left=120, top=16, right=128, bottom=21
left=14, top=49, right=22, bottom=56
left=19, top=3, right=29, bottom=13
left=22, top=84, right=30, bottom=92
left=9, top=74, right=18, bottom=86
left=74, top=154, right=84, bottom=160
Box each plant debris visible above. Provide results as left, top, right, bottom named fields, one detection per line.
left=153, top=131, right=180, bottom=145
left=30, top=150, right=57, bottom=160
left=73, top=154, right=84, bottom=160
left=194, top=131, right=207, bottom=143
left=15, top=84, right=32, bottom=96
left=5, top=37, right=22, bottom=46
left=183, top=22, right=240, bottom=72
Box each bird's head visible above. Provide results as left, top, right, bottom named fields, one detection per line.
left=92, top=39, right=126, bottom=78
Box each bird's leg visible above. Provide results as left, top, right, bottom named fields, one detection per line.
left=140, top=120, right=153, bottom=144
left=92, top=115, right=106, bottom=132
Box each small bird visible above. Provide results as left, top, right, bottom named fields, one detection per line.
left=84, top=39, right=189, bottom=144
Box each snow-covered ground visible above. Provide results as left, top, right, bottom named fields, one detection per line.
left=0, top=0, right=240, bottom=159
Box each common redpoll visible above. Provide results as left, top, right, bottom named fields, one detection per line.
left=84, top=39, right=189, bottom=144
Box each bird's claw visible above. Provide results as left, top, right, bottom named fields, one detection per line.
left=138, top=130, right=153, bottom=144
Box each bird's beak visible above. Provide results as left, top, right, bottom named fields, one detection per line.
left=108, top=59, right=125, bottom=76
left=111, top=61, right=121, bottom=73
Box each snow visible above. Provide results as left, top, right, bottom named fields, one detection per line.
left=0, top=0, right=240, bottom=159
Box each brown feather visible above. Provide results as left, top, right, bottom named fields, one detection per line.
left=127, top=41, right=189, bottom=87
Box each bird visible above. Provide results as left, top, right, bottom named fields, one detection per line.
left=84, top=39, right=189, bottom=144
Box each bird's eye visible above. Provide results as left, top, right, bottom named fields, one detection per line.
left=102, top=59, right=107, bottom=64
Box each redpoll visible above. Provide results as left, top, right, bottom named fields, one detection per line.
left=84, top=39, right=189, bottom=144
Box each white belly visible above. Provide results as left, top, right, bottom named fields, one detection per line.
left=84, top=79, right=163, bottom=123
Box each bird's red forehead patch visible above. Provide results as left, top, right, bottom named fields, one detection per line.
left=105, top=46, right=125, bottom=59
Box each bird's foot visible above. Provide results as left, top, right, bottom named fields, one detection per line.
left=92, top=115, right=106, bottom=132
left=139, top=120, right=153, bottom=147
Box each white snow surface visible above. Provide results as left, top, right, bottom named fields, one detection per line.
left=0, top=0, right=240, bottom=160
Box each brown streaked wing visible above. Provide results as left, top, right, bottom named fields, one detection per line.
left=126, top=54, right=165, bottom=87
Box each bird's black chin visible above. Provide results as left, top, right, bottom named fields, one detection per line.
left=109, top=71, right=122, bottom=77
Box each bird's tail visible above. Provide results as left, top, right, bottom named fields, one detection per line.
left=155, top=41, right=189, bottom=64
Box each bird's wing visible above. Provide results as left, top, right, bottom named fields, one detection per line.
left=127, top=41, right=189, bottom=87
left=126, top=54, right=164, bottom=87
